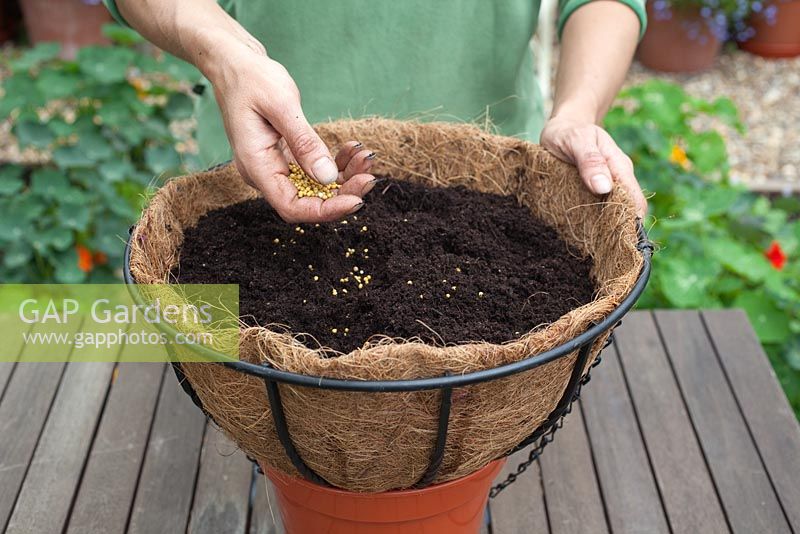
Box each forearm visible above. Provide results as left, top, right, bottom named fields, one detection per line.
left=552, top=1, right=640, bottom=123
left=115, top=0, right=264, bottom=81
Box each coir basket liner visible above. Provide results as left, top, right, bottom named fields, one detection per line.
left=128, top=118, right=645, bottom=493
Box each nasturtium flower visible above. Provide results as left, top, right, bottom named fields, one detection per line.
left=765, top=241, right=787, bottom=271
left=669, top=145, right=691, bottom=169
left=76, top=244, right=94, bottom=273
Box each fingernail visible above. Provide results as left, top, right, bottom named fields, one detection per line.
left=591, top=174, right=612, bottom=194
left=369, top=177, right=386, bottom=184
left=365, top=152, right=377, bottom=160
left=362, top=180, right=379, bottom=196
left=350, top=202, right=365, bottom=214
left=312, top=157, right=339, bottom=185
left=353, top=142, right=363, bottom=149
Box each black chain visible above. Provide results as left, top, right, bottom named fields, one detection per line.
left=489, top=345, right=607, bottom=498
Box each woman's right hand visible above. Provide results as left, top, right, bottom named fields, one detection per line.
left=201, top=39, right=376, bottom=223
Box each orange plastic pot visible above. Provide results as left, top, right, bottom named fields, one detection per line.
left=265, top=459, right=505, bottom=534
left=739, top=0, right=800, bottom=58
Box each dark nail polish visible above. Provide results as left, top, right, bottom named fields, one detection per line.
left=365, top=152, right=377, bottom=160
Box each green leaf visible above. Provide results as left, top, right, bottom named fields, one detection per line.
left=102, top=23, right=145, bottom=46
left=30, top=168, right=72, bottom=199
left=32, top=226, right=73, bottom=252
left=145, top=145, right=181, bottom=175
left=53, top=248, right=86, bottom=283
left=77, top=46, right=135, bottom=84
left=785, top=339, right=800, bottom=371
left=48, top=119, right=79, bottom=139
left=98, top=160, right=134, bottom=182
left=118, top=121, right=145, bottom=145
left=35, top=69, right=81, bottom=100
left=659, top=256, right=720, bottom=308
left=0, top=195, right=40, bottom=240
left=0, top=75, right=44, bottom=116
left=158, top=54, right=200, bottom=82
left=58, top=201, right=91, bottom=231
left=686, top=131, right=727, bottom=175
left=52, top=146, right=94, bottom=168
left=706, top=238, right=773, bottom=283
left=15, top=121, right=55, bottom=148
left=76, top=131, right=114, bottom=161
left=165, top=93, right=195, bottom=120
left=0, top=165, right=25, bottom=195
left=734, top=293, right=791, bottom=344
left=10, top=43, right=61, bottom=72
left=696, top=187, right=741, bottom=217
left=3, top=241, right=33, bottom=269
left=97, top=100, right=133, bottom=128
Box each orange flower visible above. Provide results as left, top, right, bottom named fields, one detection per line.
left=93, top=251, right=108, bottom=266
left=129, top=76, right=149, bottom=101
left=76, top=244, right=94, bottom=273
left=765, top=241, right=787, bottom=271
left=669, top=145, right=691, bottom=169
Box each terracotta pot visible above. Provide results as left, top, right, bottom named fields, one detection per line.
left=637, top=4, right=722, bottom=72
left=740, top=0, right=800, bottom=58
left=265, top=460, right=505, bottom=534
left=19, top=0, right=111, bottom=59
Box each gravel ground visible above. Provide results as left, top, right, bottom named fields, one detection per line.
left=626, top=48, right=800, bottom=193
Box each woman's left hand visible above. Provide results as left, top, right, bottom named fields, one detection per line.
left=540, top=116, right=647, bottom=217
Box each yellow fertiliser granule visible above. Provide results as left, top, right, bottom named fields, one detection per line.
left=288, top=162, right=340, bottom=199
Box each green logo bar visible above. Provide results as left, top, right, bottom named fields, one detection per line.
left=0, top=284, right=239, bottom=362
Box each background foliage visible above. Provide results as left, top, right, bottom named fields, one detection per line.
left=0, top=26, right=197, bottom=282
left=605, top=80, right=800, bottom=415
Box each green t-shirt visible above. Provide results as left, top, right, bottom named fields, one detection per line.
left=105, top=1, right=646, bottom=167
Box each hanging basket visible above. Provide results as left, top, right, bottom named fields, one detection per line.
left=124, top=118, right=651, bottom=493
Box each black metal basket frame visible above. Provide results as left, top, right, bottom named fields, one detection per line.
left=123, top=220, right=652, bottom=492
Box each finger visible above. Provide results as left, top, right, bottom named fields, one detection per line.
left=340, top=149, right=376, bottom=183
left=339, top=173, right=376, bottom=197
left=334, top=141, right=364, bottom=170
left=281, top=194, right=364, bottom=223
left=598, top=134, right=648, bottom=216
left=572, top=133, right=612, bottom=195
left=574, top=139, right=613, bottom=196
left=226, top=111, right=289, bottom=195
left=267, top=102, right=339, bottom=185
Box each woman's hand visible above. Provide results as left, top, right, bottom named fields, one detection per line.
left=203, top=40, right=376, bottom=223
left=540, top=115, right=647, bottom=217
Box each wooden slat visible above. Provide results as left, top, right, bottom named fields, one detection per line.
left=249, top=472, right=285, bottom=534
left=580, top=342, right=669, bottom=533
left=614, top=313, right=728, bottom=533
left=65, top=362, right=165, bottom=534
left=0, top=318, right=80, bottom=532
left=5, top=361, right=115, bottom=534
left=0, top=362, right=15, bottom=401
left=655, top=310, right=790, bottom=534
left=0, top=322, right=31, bottom=400
left=127, top=370, right=206, bottom=534
left=539, top=402, right=608, bottom=534
left=189, top=424, right=252, bottom=534
left=0, top=325, right=32, bottom=402
left=489, top=451, right=549, bottom=534
left=703, top=309, right=800, bottom=531
left=6, top=319, right=125, bottom=533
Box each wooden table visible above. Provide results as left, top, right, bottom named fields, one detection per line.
left=0, top=310, right=798, bottom=533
